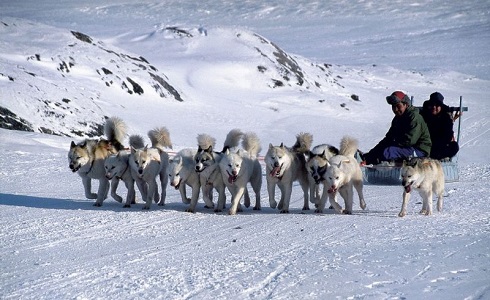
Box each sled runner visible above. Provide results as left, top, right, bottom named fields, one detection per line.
left=361, top=96, right=468, bottom=185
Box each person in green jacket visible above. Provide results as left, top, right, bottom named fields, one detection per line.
left=362, top=91, right=432, bottom=165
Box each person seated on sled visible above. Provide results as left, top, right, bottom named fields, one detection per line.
left=362, top=91, right=432, bottom=165
left=420, top=92, right=459, bottom=160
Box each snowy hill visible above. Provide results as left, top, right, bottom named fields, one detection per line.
left=1, top=18, right=351, bottom=138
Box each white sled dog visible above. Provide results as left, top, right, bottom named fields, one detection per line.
left=399, top=158, right=445, bottom=217
left=219, top=132, right=262, bottom=215
left=265, top=132, right=312, bottom=213
left=130, top=127, right=172, bottom=209
left=194, top=129, right=243, bottom=212
left=306, top=143, right=339, bottom=205
left=168, top=148, right=211, bottom=213
left=104, top=135, right=147, bottom=208
left=68, top=116, right=127, bottom=206
left=317, top=136, right=366, bottom=214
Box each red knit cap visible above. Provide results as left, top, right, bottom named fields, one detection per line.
left=386, top=91, right=409, bottom=105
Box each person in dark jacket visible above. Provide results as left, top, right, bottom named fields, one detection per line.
left=420, top=92, right=459, bottom=160
left=362, top=91, right=432, bottom=165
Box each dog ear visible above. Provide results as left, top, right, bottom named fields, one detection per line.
left=279, top=142, right=284, bottom=148
left=70, top=141, right=76, bottom=148
left=131, top=146, right=136, bottom=154
left=269, top=143, right=274, bottom=150
left=205, top=145, right=213, bottom=153
left=320, top=150, right=328, bottom=160
left=144, top=145, right=148, bottom=151
left=326, top=159, right=331, bottom=167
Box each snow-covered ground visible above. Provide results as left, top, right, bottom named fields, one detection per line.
left=1, top=1, right=489, bottom=299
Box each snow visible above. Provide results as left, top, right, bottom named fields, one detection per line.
left=1, top=0, right=490, bottom=299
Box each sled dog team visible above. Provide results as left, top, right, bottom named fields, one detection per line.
left=68, top=117, right=445, bottom=217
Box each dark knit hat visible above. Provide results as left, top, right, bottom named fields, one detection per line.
left=428, top=92, right=444, bottom=106
left=386, top=91, right=410, bottom=105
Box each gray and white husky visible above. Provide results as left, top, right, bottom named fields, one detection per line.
left=399, top=158, right=445, bottom=217
left=219, top=132, right=262, bottom=215
left=129, top=127, right=172, bottom=210
left=317, top=136, right=366, bottom=214
left=306, top=144, right=339, bottom=205
left=194, top=129, right=243, bottom=212
left=68, top=116, right=127, bottom=206
left=168, top=148, right=212, bottom=213
left=265, top=132, right=312, bottom=213
left=104, top=135, right=147, bottom=208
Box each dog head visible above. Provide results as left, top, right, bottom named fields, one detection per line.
left=265, top=143, right=290, bottom=178
left=400, top=159, right=425, bottom=193
left=168, top=155, right=184, bottom=189
left=104, top=152, right=127, bottom=180
left=130, top=146, right=154, bottom=177
left=306, top=150, right=330, bottom=184
left=194, top=146, right=215, bottom=172
left=68, top=141, right=90, bottom=172
left=324, top=159, right=350, bottom=193
left=219, top=148, right=243, bottom=184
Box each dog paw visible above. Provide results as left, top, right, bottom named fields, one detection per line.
left=302, top=206, right=310, bottom=211
left=228, top=210, right=237, bottom=215
left=214, top=208, right=223, bottom=213
left=419, top=209, right=428, bottom=215
left=253, top=206, right=261, bottom=211
left=182, top=198, right=191, bottom=204
left=142, top=206, right=150, bottom=210
left=280, top=209, right=289, bottom=214
left=93, top=202, right=102, bottom=207
left=343, top=210, right=352, bottom=215
left=123, top=204, right=131, bottom=208
left=398, top=211, right=406, bottom=217
left=269, top=201, right=277, bottom=209
left=314, top=209, right=323, bottom=213
left=87, top=193, right=98, bottom=199
left=185, top=208, right=195, bottom=213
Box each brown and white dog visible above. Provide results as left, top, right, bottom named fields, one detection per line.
left=399, top=158, right=445, bottom=217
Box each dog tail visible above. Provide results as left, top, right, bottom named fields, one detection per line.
left=197, top=134, right=216, bottom=152
left=292, top=132, right=313, bottom=153
left=339, top=136, right=359, bottom=157
left=222, top=128, right=243, bottom=152
left=242, top=132, right=261, bottom=159
left=105, top=116, right=127, bottom=151
left=129, top=134, right=145, bottom=149
left=148, top=127, right=173, bottom=150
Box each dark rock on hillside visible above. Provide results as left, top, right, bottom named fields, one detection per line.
left=0, top=106, right=34, bottom=132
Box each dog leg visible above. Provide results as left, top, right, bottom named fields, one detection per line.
left=110, top=177, right=123, bottom=203
left=124, top=180, right=136, bottom=208
left=315, top=186, right=328, bottom=213
left=424, top=189, right=433, bottom=216
left=267, top=179, right=278, bottom=209
left=244, top=189, right=251, bottom=208
left=215, top=184, right=227, bottom=213
left=144, top=179, right=158, bottom=209
left=328, top=191, right=343, bottom=213
left=279, top=183, right=292, bottom=213
left=252, top=179, right=261, bottom=211
left=301, top=179, right=310, bottom=211
left=229, top=187, right=245, bottom=215
left=81, top=175, right=97, bottom=199
left=94, top=178, right=110, bottom=206
left=354, top=179, right=366, bottom=210
left=186, top=182, right=202, bottom=213
left=158, top=171, right=167, bottom=206
left=135, top=178, right=147, bottom=205
left=398, top=191, right=411, bottom=217
left=339, top=186, right=353, bottom=214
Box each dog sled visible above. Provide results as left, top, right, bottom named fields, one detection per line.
left=361, top=96, right=468, bottom=185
